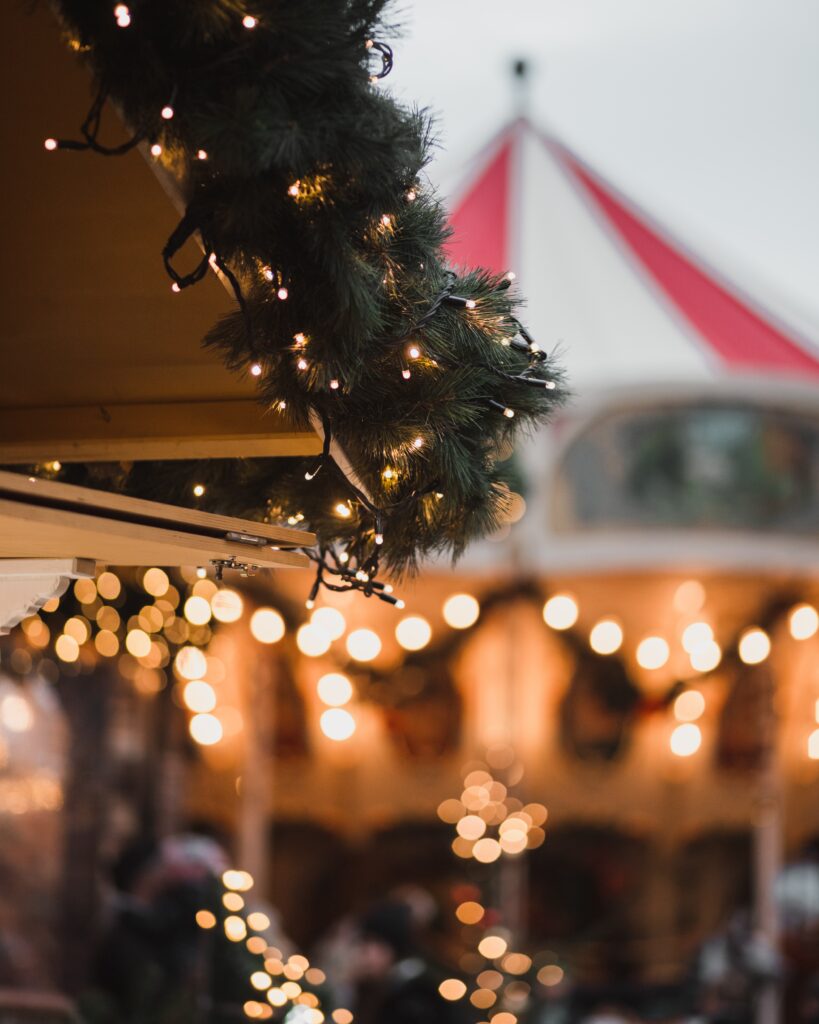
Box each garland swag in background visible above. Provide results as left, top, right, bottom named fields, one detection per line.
left=43, top=0, right=567, bottom=602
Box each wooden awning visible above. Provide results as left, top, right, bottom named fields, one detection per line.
left=0, top=3, right=321, bottom=464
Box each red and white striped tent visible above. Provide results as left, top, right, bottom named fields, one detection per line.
left=443, top=119, right=819, bottom=571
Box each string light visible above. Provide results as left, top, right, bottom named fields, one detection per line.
left=171, top=282, right=181, bottom=292
left=402, top=368, right=411, bottom=380
left=288, top=182, right=301, bottom=197
left=263, top=267, right=275, bottom=281
left=589, top=618, right=623, bottom=654
left=277, top=287, right=289, bottom=300
left=636, top=636, right=670, bottom=670
left=738, top=627, right=771, bottom=665
left=543, top=593, right=578, bottom=630
left=193, top=483, right=206, bottom=497
left=329, top=379, right=340, bottom=390
left=407, top=344, right=421, bottom=359
left=670, top=722, right=701, bottom=757
left=114, top=4, right=131, bottom=26
left=406, top=189, right=417, bottom=201
left=197, top=149, right=208, bottom=160
left=161, top=105, right=174, bottom=120
left=250, top=363, right=262, bottom=376
left=335, top=502, right=352, bottom=518
left=150, top=143, right=162, bottom=157
left=243, top=14, right=258, bottom=28
left=44, top=138, right=58, bottom=151
left=790, top=603, right=819, bottom=640
left=297, top=358, right=308, bottom=371
left=412, top=436, right=424, bottom=449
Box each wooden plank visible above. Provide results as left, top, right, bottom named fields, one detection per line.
left=0, top=499, right=309, bottom=570
left=0, top=470, right=314, bottom=548
left=0, top=400, right=322, bottom=463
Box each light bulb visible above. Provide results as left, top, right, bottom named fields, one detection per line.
left=382, top=467, right=395, bottom=480
left=288, top=182, right=300, bottom=197
left=408, top=345, right=420, bottom=359
left=738, top=627, right=770, bottom=665
left=543, top=593, right=578, bottom=630
left=465, top=299, right=476, bottom=309
left=412, top=437, right=424, bottom=449
left=338, top=551, right=349, bottom=564
left=375, top=533, right=384, bottom=545
left=406, top=189, right=417, bottom=201
left=503, top=407, right=515, bottom=418
left=161, top=105, right=174, bottom=120
left=150, top=143, right=162, bottom=157
left=250, top=363, right=262, bottom=376
left=330, top=379, right=340, bottom=390
left=277, top=287, right=288, bottom=300
left=44, top=138, right=58, bottom=151
left=263, top=267, right=274, bottom=281
left=506, top=271, right=516, bottom=281
left=335, top=503, right=352, bottom=518
left=193, top=483, right=205, bottom=497
left=297, top=358, right=308, bottom=370
left=243, top=14, right=257, bottom=28
left=402, top=368, right=411, bottom=380
left=197, top=149, right=208, bottom=160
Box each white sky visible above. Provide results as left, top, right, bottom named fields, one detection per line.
left=388, top=0, right=819, bottom=338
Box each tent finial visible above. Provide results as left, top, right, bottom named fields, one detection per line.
left=511, top=57, right=531, bottom=120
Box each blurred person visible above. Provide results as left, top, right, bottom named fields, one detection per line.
left=345, top=896, right=471, bottom=1024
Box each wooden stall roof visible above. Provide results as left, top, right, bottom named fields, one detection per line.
left=0, top=3, right=321, bottom=463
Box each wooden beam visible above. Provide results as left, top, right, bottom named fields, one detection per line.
left=0, top=400, right=322, bottom=463
left=0, top=498, right=310, bottom=569
left=0, top=470, right=312, bottom=548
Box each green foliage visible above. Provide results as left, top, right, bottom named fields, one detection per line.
left=47, top=0, right=567, bottom=588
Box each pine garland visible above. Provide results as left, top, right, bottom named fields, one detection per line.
left=44, top=0, right=567, bottom=601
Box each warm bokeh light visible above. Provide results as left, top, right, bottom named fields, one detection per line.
left=673, top=579, right=706, bottom=614
left=681, top=621, right=713, bottom=653
left=224, top=916, right=247, bottom=942
left=0, top=694, right=33, bottom=733
left=346, top=628, right=381, bottom=662
left=477, top=970, right=503, bottom=990
left=790, top=603, right=819, bottom=640
left=267, top=989, right=287, bottom=1007
left=477, top=935, right=508, bottom=960
left=542, top=593, right=578, bottom=630
left=809, top=729, right=819, bottom=760
left=589, top=618, right=623, bottom=655
left=311, top=606, right=346, bottom=641
left=183, top=680, right=217, bottom=713
left=437, top=798, right=464, bottom=823
left=196, top=910, right=216, bottom=929
left=456, top=815, right=486, bottom=841
left=223, top=869, right=254, bottom=891
left=503, top=953, right=532, bottom=975
left=317, top=673, right=353, bottom=706
left=55, top=634, right=80, bottom=663
left=471, top=990, right=496, bottom=1010
left=331, top=1011, right=353, bottom=1024
left=175, top=645, right=207, bottom=680
left=443, top=593, right=480, bottom=629
left=670, top=722, right=702, bottom=757
left=472, top=838, right=502, bottom=864
left=143, top=567, right=169, bottom=597
left=455, top=901, right=484, bottom=925
left=320, top=708, right=356, bottom=741
left=689, top=640, right=722, bottom=673
left=297, top=624, right=332, bottom=657
left=395, top=615, right=432, bottom=651
left=211, top=588, right=244, bottom=623
left=248, top=912, right=270, bottom=931
left=184, top=595, right=212, bottom=625
left=636, top=636, right=670, bottom=670
left=189, top=713, right=223, bottom=746
left=738, top=627, right=771, bottom=665
left=96, top=571, right=121, bottom=600
left=94, top=629, right=119, bottom=657
left=64, top=616, right=89, bottom=645
left=537, top=965, right=564, bottom=987
left=125, top=628, right=152, bottom=658
left=250, top=607, right=286, bottom=644
left=674, top=689, right=705, bottom=722
left=438, top=979, right=467, bottom=1001
left=223, top=892, right=244, bottom=911
left=251, top=972, right=272, bottom=991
